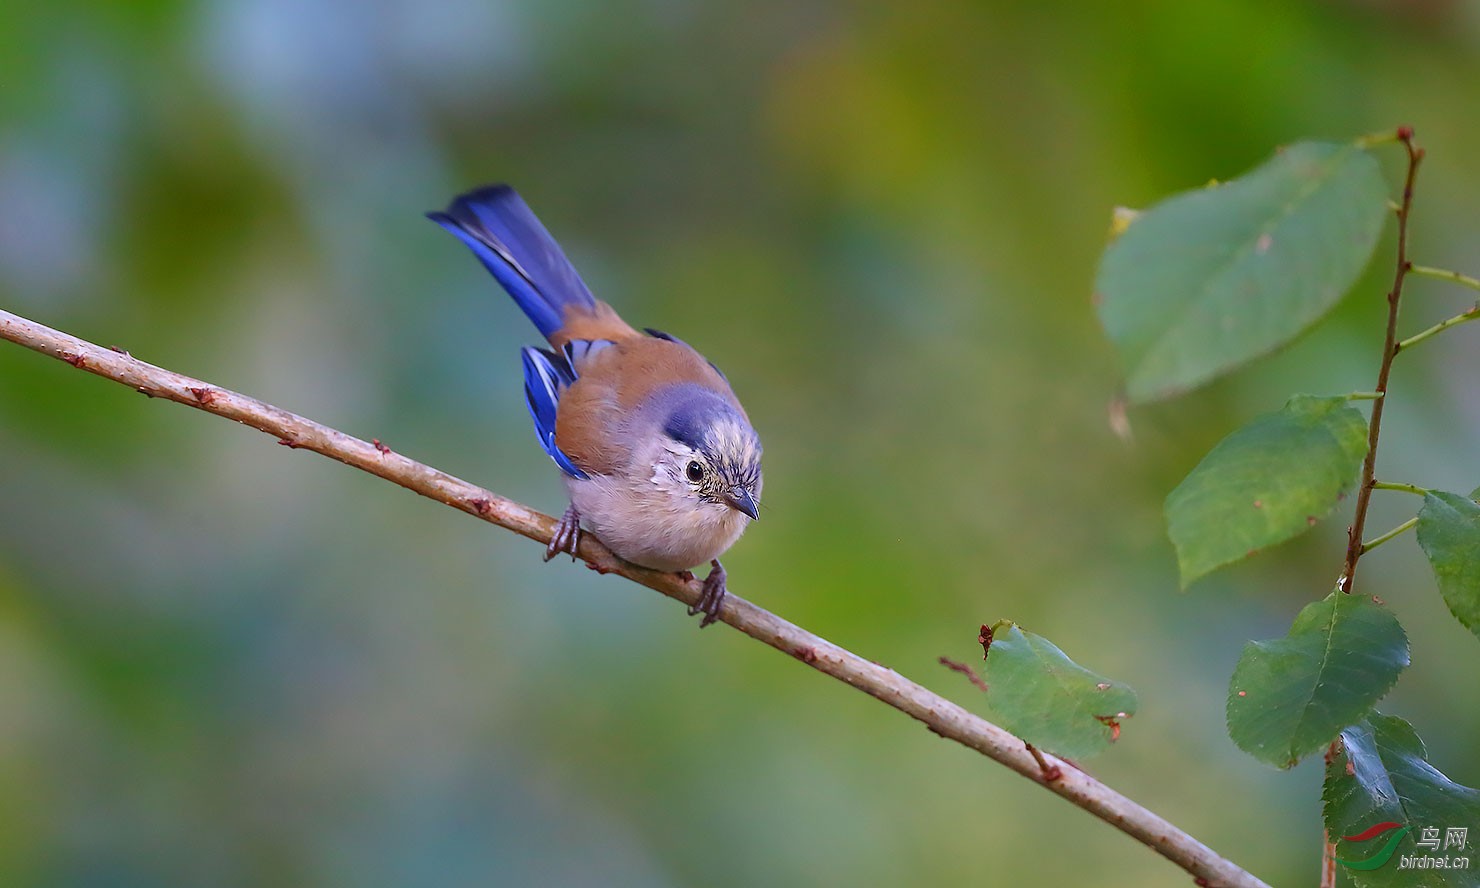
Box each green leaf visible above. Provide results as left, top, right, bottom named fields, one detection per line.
left=1165, top=394, right=1368, bottom=586
left=982, top=622, right=1137, bottom=760
left=1097, top=141, right=1389, bottom=403
left=1227, top=590, right=1407, bottom=768
left=1324, top=714, right=1480, bottom=887
left=1416, top=491, right=1480, bottom=643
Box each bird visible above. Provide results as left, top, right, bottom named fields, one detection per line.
left=427, top=185, right=762, bottom=627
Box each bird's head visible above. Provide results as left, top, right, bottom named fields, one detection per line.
left=651, top=385, right=762, bottom=521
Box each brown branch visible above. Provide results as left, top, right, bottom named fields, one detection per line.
left=1341, top=127, right=1423, bottom=594
left=0, top=307, right=1270, bottom=888
left=1319, top=738, right=1343, bottom=888
left=1320, top=833, right=1337, bottom=888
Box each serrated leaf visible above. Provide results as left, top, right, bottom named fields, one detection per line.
left=982, top=622, right=1137, bottom=760
left=1166, top=394, right=1369, bottom=586
left=1097, top=141, right=1389, bottom=403
left=1416, top=491, right=1480, bottom=643
left=1228, top=590, right=1408, bottom=768
left=1323, top=714, right=1480, bottom=887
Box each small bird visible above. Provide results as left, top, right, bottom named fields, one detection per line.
left=428, top=185, right=762, bottom=627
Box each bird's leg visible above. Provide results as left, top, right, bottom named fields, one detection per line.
left=687, top=559, right=727, bottom=628
left=544, top=504, right=581, bottom=562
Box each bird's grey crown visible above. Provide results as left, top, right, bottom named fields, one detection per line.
left=660, top=385, right=734, bottom=450
left=658, top=385, right=761, bottom=483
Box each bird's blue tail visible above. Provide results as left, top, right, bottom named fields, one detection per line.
left=428, top=185, right=597, bottom=341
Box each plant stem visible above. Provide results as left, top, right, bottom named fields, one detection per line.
left=1407, top=263, right=1480, bottom=294
left=1320, top=739, right=1343, bottom=888
left=1344, top=391, right=1384, bottom=401
left=1394, top=305, right=1480, bottom=354
left=1361, top=516, right=1418, bottom=554
left=1355, top=128, right=1403, bottom=149
left=1370, top=480, right=1429, bottom=496
left=0, top=306, right=1270, bottom=888
left=1341, top=130, right=1423, bottom=594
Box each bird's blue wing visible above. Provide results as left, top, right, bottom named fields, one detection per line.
left=520, top=346, right=588, bottom=479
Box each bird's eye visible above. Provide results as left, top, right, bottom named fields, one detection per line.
left=685, top=461, right=705, bottom=483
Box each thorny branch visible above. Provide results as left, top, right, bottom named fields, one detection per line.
left=1340, top=127, right=1423, bottom=594
left=0, top=307, right=1269, bottom=888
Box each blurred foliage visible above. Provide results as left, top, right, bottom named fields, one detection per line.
left=1096, top=140, right=1388, bottom=403
left=3, top=1, right=1480, bottom=885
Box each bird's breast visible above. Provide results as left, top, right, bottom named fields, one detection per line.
left=565, top=474, right=750, bottom=572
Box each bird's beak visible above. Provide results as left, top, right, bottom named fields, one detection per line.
left=726, top=487, right=759, bottom=521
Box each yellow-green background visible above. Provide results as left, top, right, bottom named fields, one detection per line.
left=2, top=2, right=1478, bottom=885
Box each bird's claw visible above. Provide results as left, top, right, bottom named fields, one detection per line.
left=545, top=505, right=581, bottom=562
left=687, top=559, right=727, bottom=628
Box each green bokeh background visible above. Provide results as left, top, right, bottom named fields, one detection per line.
left=3, top=2, right=1479, bottom=885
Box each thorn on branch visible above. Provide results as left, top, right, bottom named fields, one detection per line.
left=470, top=497, right=492, bottom=516
left=1025, top=743, right=1062, bottom=782
left=793, top=645, right=819, bottom=664
left=107, top=345, right=131, bottom=356
left=372, top=438, right=391, bottom=456
left=939, top=656, right=988, bottom=692
left=277, top=437, right=300, bottom=449
left=188, top=387, right=218, bottom=405
left=135, top=386, right=155, bottom=398
left=60, top=352, right=85, bottom=368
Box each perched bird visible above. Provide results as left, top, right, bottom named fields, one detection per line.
left=428, top=186, right=762, bottom=627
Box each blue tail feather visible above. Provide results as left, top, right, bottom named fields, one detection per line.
left=428, top=185, right=596, bottom=341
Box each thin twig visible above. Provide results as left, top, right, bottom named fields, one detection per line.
left=1320, top=740, right=1341, bottom=888
left=938, top=656, right=989, bottom=692
left=0, top=307, right=1270, bottom=888
left=1370, top=480, right=1428, bottom=497
left=1394, top=304, right=1480, bottom=354
left=1341, top=128, right=1423, bottom=594
left=1407, top=263, right=1480, bottom=293
left=1024, top=743, right=1063, bottom=782
left=1320, top=831, right=1337, bottom=888
left=1360, top=516, right=1419, bottom=555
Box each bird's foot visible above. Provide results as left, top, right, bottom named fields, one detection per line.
left=686, top=559, right=727, bottom=628
left=545, top=504, right=581, bottom=562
